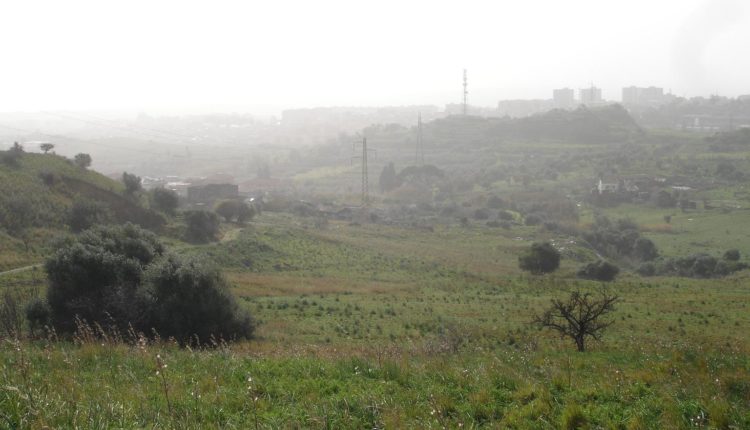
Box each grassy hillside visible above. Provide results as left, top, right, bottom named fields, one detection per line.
left=0, top=151, right=162, bottom=271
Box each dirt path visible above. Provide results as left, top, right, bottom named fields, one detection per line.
left=0, top=264, right=41, bottom=277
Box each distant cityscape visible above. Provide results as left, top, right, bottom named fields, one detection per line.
left=281, top=86, right=750, bottom=136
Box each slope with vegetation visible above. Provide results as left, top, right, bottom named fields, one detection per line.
left=0, top=150, right=165, bottom=270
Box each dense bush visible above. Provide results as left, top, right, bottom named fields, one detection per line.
left=150, top=187, right=179, bottom=215
left=42, top=223, right=253, bottom=343
left=577, top=260, right=620, bottom=281
left=487, top=195, right=505, bottom=209
left=583, top=215, right=657, bottom=262
left=724, top=249, right=741, bottom=261
left=215, top=200, right=255, bottom=223
left=184, top=210, right=220, bottom=243
left=25, top=298, right=51, bottom=336
left=474, top=208, right=490, bottom=220
left=144, top=254, right=254, bottom=343
left=1, top=142, right=24, bottom=167
left=74, top=153, right=92, bottom=169
left=655, top=254, right=748, bottom=278
left=68, top=199, right=112, bottom=232
left=122, top=172, right=142, bottom=195
left=45, top=223, right=165, bottom=333
left=518, top=242, right=560, bottom=274
left=524, top=213, right=544, bottom=226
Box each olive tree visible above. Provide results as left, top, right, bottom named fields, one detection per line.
left=519, top=242, right=560, bottom=274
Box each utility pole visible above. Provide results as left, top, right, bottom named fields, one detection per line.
left=352, top=137, right=376, bottom=209
left=416, top=112, right=424, bottom=166
left=463, top=69, right=468, bottom=116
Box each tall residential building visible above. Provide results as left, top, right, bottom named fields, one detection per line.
left=553, top=88, right=575, bottom=109
left=622, top=86, right=665, bottom=106
left=580, top=86, right=602, bottom=105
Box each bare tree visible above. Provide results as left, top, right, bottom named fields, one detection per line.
left=533, top=290, right=619, bottom=352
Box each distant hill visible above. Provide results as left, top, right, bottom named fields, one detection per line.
left=425, top=104, right=643, bottom=146
left=0, top=150, right=164, bottom=270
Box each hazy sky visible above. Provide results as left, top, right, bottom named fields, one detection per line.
left=0, top=0, right=747, bottom=114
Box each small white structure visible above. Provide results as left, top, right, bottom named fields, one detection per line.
left=597, top=178, right=618, bottom=194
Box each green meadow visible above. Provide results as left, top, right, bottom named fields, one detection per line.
left=2, top=211, right=749, bottom=429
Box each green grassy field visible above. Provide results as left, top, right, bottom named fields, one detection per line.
left=2, top=211, right=749, bottom=428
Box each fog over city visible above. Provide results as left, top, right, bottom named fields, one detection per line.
left=0, top=0, right=748, bottom=114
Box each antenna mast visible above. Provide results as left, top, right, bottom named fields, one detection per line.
left=463, top=69, right=468, bottom=116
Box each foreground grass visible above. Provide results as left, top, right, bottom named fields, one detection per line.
left=2, top=336, right=749, bottom=429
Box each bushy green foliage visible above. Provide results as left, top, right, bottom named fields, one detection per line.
left=144, top=254, right=254, bottom=343
left=149, top=187, right=179, bottom=215
left=655, top=253, right=747, bottom=278
left=524, top=213, right=544, bottom=226
left=25, top=298, right=50, bottom=336
left=577, top=260, right=620, bottom=282
left=68, top=199, right=112, bottom=232
left=74, top=153, right=92, bottom=169
left=43, top=223, right=252, bottom=342
left=724, top=249, right=741, bottom=261
left=583, top=215, right=657, bottom=262
left=45, top=223, right=165, bottom=333
left=473, top=208, right=490, bottom=220
left=122, top=172, right=142, bottom=195
left=1, top=143, right=24, bottom=167
left=487, top=195, right=505, bottom=209
left=215, top=200, right=254, bottom=223
left=518, top=242, right=560, bottom=274
left=653, top=190, right=676, bottom=208
left=184, top=210, right=220, bottom=243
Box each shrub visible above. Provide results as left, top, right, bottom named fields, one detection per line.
left=45, top=223, right=165, bottom=333
left=215, top=200, right=255, bottom=224
left=1, top=142, right=24, bottom=167
left=143, top=254, right=254, bottom=343
left=74, top=153, right=92, bottom=169
left=724, top=249, right=741, bottom=261
left=519, top=242, right=560, bottom=274
left=42, top=223, right=253, bottom=343
left=498, top=210, right=514, bottom=221
left=633, top=237, right=658, bottom=261
left=38, top=170, right=59, bottom=186
left=69, top=199, right=112, bottom=232
left=25, top=298, right=51, bottom=336
left=524, top=213, right=544, bottom=226
left=184, top=210, right=220, bottom=243
left=474, top=208, right=491, bottom=220
left=636, top=262, right=656, bottom=277
left=150, top=188, right=179, bottom=215
left=122, top=172, right=142, bottom=195
left=487, top=195, right=505, bottom=209
left=577, top=260, right=620, bottom=282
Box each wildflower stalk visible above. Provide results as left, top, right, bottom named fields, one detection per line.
left=155, top=354, right=172, bottom=415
